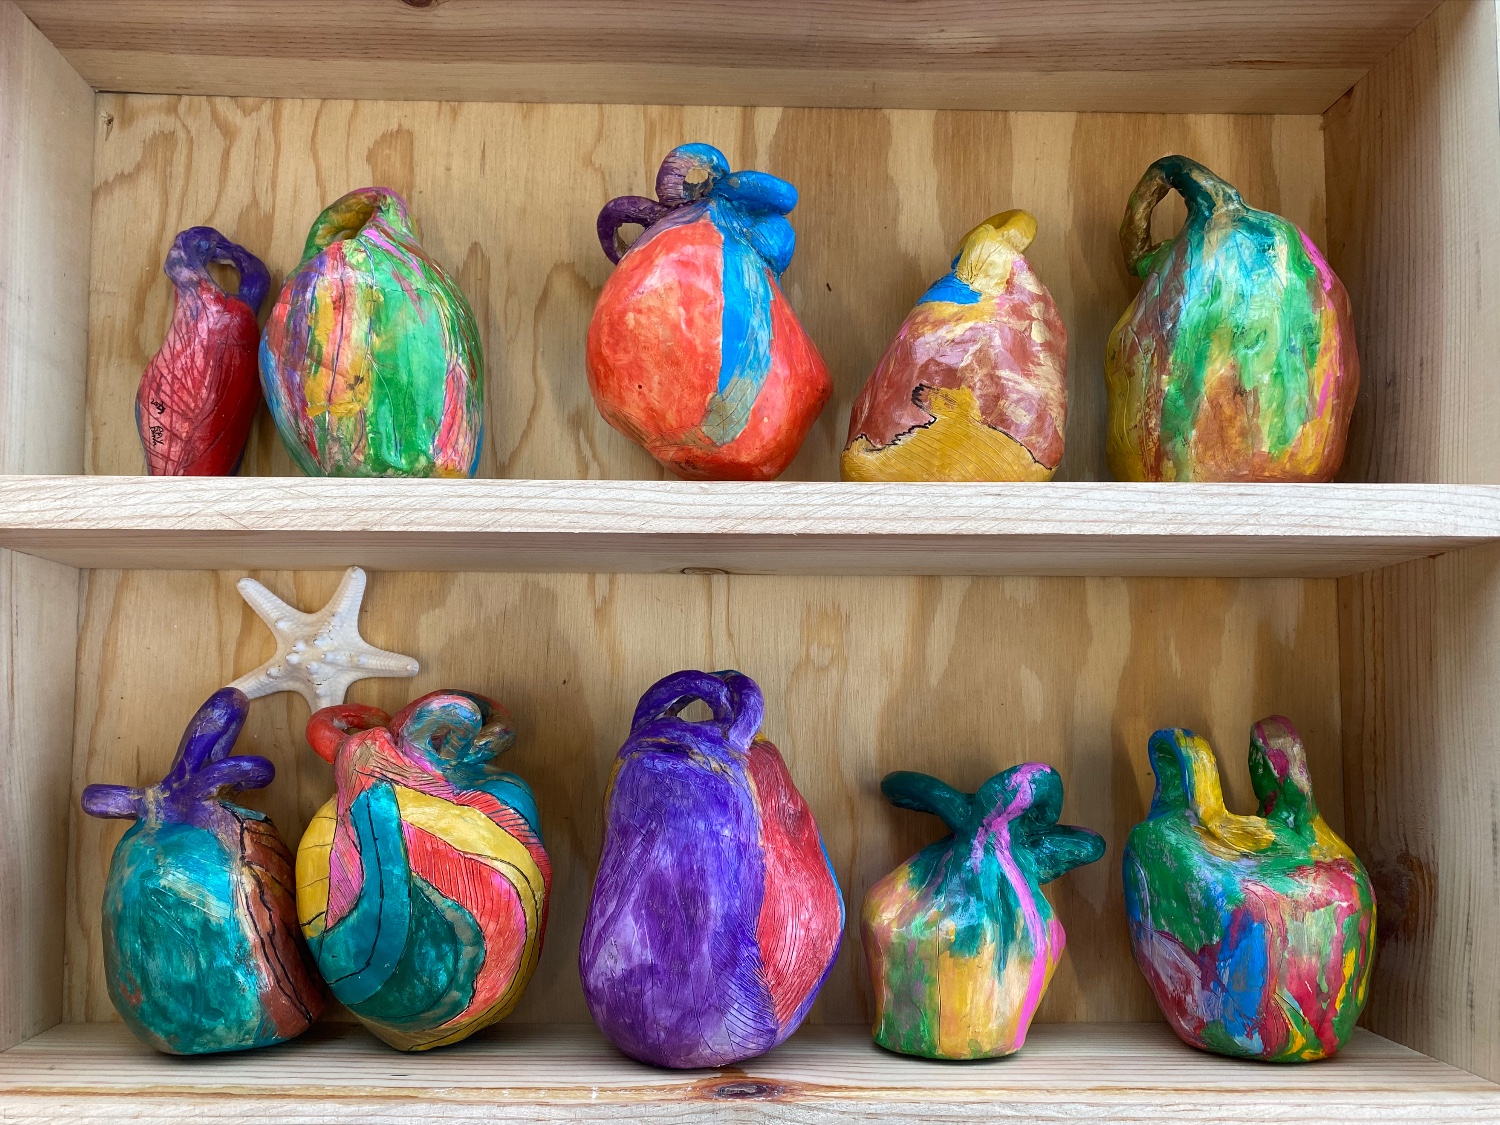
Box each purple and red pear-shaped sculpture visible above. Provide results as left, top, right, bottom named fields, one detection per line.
left=580, top=669, right=844, bottom=1068
left=135, top=228, right=270, bottom=475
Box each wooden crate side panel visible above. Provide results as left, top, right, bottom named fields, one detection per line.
left=0, top=552, right=80, bottom=1049
left=0, top=0, right=92, bottom=475
left=66, top=570, right=1341, bottom=1027
left=0, top=0, right=91, bottom=1052
left=85, top=98, right=1324, bottom=484
left=1325, top=0, right=1500, bottom=485
left=1340, top=545, right=1500, bottom=1082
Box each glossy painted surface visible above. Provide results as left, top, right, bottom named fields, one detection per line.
left=296, top=690, right=549, bottom=1051
left=135, top=228, right=269, bottom=475
left=80, top=688, right=323, bottom=1055
left=580, top=669, right=843, bottom=1068
left=260, top=188, right=484, bottom=477
left=587, top=144, right=832, bottom=480
left=1123, top=717, right=1375, bottom=1061
left=844, top=210, right=1068, bottom=482
left=1106, top=156, right=1358, bottom=481
left=862, top=764, right=1103, bottom=1059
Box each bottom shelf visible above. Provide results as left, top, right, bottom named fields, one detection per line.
left=1, top=1021, right=1496, bottom=1123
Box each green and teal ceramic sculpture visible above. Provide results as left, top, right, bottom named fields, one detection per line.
left=1123, top=716, right=1376, bottom=1061
left=260, top=187, right=485, bottom=477
left=861, top=764, right=1104, bottom=1059
left=1105, top=156, right=1358, bottom=481
left=80, top=688, right=324, bottom=1055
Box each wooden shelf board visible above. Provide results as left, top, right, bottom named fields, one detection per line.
left=13, top=0, right=1441, bottom=113
left=0, top=477, right=1496, bottom=577
left=0, top=1022, right=1495, bottom=1123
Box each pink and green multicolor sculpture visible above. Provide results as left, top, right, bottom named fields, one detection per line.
left=260, top=187, right=485, bottom=477
left=580, top=669, right=843, bottom=1068
left=80, top=688, right=324, bottom=1055
left=1105, top=156, right=1358, bottom=481
left=862, top=764, right=1104, bottom=1059
left=1123, top=717, right=1375, bottom=1061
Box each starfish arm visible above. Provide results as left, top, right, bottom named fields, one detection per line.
left=230, top=660, right=296, bottom=701
left=237, top=576, right=314, bottom=634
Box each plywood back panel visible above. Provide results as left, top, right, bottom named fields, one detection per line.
left=85, top=97, right=1325, bottom=483
left=1325, top=0, right=1500, bottom=485
left=66, top=569, right=1341, bottom=1026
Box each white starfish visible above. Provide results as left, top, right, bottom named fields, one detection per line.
left=229, top=566, right=419, bottom=711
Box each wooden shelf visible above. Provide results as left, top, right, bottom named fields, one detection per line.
left=11, top=0, right=1441, bottom=113
left=0, top=476, right=1495, bottom=577
left=1, top=1022, right=1494, bottom=1124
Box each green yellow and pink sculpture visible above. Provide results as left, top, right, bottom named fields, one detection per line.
left=1106, top=156, right=1358, bottom=481
left=1123, top=717, right=1375, bottom=1061
left=862, top=764, right=1104, bottom=1059
left=260, top=187, right=485, bottom=477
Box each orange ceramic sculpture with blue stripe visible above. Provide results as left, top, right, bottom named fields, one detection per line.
left=844, top=210, right=1068, bottom=482
left=862, top=764, right=1103, bottom=1059
left=296, top=691, right=549, bottom=1051
left=587, top=145, right=831, bottom=480
left=1123, top=717, right=1375, bottom=1061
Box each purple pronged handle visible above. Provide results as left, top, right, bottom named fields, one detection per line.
left=596, top=143, right=733, bottom=264
left=81, top=687, right=273, bottom=827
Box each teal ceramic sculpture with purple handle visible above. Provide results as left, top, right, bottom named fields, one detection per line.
left=81, top=688, right=323, bottom=1055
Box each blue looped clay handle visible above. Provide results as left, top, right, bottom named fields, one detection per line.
left=597, top=144, right=798, bottom=275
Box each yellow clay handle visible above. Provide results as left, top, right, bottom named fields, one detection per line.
left=954, top=209, right=1038, bottom=295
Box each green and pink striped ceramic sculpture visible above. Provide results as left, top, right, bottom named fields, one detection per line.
left=862, top=764, right=1103, bottom=1059
left=1105, top=156, right=1358, bottom=481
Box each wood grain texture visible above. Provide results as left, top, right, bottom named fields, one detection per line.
left=0, top=477, right=1496, bottom=577
left=14, top=1, right=1441, bottom=114
left=65, top=568, right=1342, bottom=1028
left=84, top=96, right=1326, bottom=484
left=0, top=0, right=92, bottom=475
left=2, top=1022, right=1497, bottom=1124
left=1340, top=545, right=1500, bottom=1083
left=0, top=0, right=90, bottom=1052
left=1326, top=0, right=1500, bottom=486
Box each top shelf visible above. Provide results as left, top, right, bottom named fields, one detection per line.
left=13, top=0, right=1442, bottom=114
left=0, top=476, right=1494, bottom=578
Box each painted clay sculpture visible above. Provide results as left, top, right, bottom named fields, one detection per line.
left=230, top=566, right=419, bottom=711
left=260, top=187, right=484, bottom=477
left=1105, top=156, right=1358, bottom=481
left=80, top=688, right=323, bottom=1054
left=1122, top=717, right=1375, bottom=1061
left=862, top=764, right=1103, bottom=1059
left=136, top=227, right=270, bottom=475
left=580, top=669, right=843, bottom=1068
left=296, top=690, right=550, bottom=1051
left=843, top=211, right=1068, bottom=482
left=587, top=144, right=832, bottom=480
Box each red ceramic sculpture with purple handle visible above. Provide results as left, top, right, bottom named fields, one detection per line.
left=135, top=228, right=270, bottom=476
